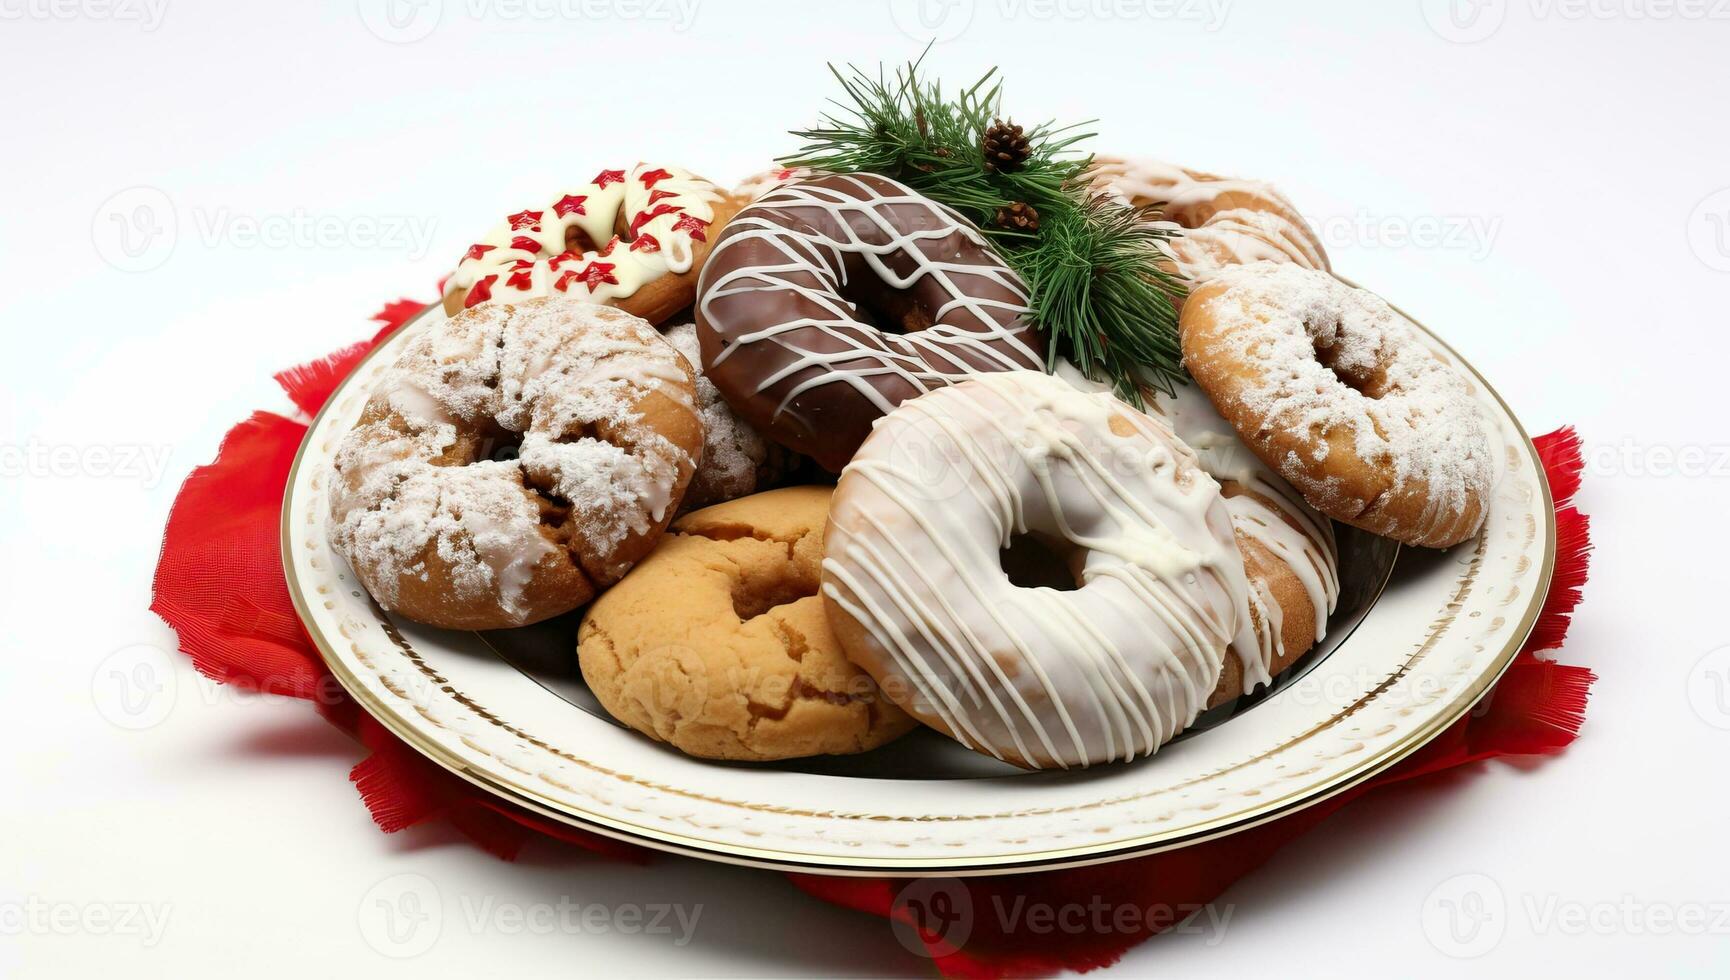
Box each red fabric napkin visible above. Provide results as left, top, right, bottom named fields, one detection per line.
left=152, top=300, right=1594, bottom=977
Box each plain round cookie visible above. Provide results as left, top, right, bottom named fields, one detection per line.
left=328, top=299, right=702, bottom=629
left=1180, top=263, right=1493, bottom=548
left=578, top=486, right=916, bottom=761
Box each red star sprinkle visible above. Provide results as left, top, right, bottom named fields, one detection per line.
left=555, top=261, right=619, bottom=293
left=464, top=274, right=497, bottom=308
left=646, top=188, right=677, bottom=206
left=630, top=233, right=661, bottom=253
left=592, top=169, right=626, bottom=188
left=629, top=203, right=683, bottom=238
left=505, top=266, right=535, bottom=291
left=638, top=167, right=674, bottom=189
left=548, top=250, right=579, bottom=271
left=597, top=235, right=621, bottom=257
left=553, top=194, right=588, bottom=218
left=775, top=168, right=796, bottom=180
left=509, top=235, right=542, bottom=254
left=461, top=243, right=496, bottom=263
left=670, top=213, right=710, bottom=242
left=507, top=210, right=543, bottom=231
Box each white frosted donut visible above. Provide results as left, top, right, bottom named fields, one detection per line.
left=442, top=163, right=733, bottom=323
left=820, top=371, right=1255, bottom=770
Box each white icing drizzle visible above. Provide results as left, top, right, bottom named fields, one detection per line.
left=329, top=302, right=697, bottom=619
left=730, top=166, right=813, bottom=202
left=697, top=174, right=1042, bottom=423
left=821, top=371, right=1252, bottom=769
left=1152, top=384, right=1340, bottom=690
left=445, top=163, right=723, bottom=310
left=1088, top=156, right=1329, bottom=282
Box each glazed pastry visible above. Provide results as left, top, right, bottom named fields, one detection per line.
left=1180, top=263, right=1493, bottom=548
left=442, top=163, right=741, bottom=323
left=695, top=173, right=1045, bottom=472
left=329, top=300, right=702, bottom=629
left=1153, top=384, right=1340, bottom=705
left=579, top=487, right=916, bottom=760
left=821, top=371, right=1254, bottom=769
left=1088, top=156, right=1329, bottom=284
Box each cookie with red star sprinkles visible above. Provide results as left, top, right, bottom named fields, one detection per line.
left=443, top=164, right=742, bottom=325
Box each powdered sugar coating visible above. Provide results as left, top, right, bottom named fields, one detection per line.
left=329, top=301, right=698, bottom=623
left=1182, top=263, right=1493, bottom=547
left=661, top=322, right=785, bottom=509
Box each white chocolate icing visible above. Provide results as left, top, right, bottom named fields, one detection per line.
left=730, top=166, right=813, bottom=202
left=821, top=371, right=1251, bottom=769
left=1088, top=156, right=1329, bottom=283
left=445, top=163, right=723, bottom=310
left=1152, top=384, right=1340, bottom=691
left=698, top=174, right=1041, bottom=424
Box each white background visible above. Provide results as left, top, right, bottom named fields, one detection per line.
left=2, top=0, right=1726, bottom=976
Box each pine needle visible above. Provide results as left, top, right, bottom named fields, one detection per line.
left=779, top=53, right=1187, bottom=401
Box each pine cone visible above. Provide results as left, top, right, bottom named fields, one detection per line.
left=982, top=119, right=1030, bottom=173
left=994, top=201, right=1039, bottom=233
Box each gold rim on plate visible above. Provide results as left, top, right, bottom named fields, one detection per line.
left=281, top=295, right=1555, bottom=877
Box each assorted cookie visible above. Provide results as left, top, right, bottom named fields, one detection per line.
left=329, top=158, right=1496, bottom=768
left=579, top=487, right=915, bottom=760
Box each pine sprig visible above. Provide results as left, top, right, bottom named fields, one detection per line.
left=779, top=55, right=1187, bottom=402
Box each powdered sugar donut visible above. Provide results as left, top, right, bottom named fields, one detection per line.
left=442, top=164, right=740, bottom=323
left=821, top=371, right=1255, bottom=770
left=1089, top=156, right=1329, bottom=284
left=660, top=323, right=796, bottom=511
left=1180, top=263, right=1493, bottom=549
left=329, top=299, right=702, bottom=629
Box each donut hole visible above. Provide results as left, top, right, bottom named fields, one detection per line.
left=475, top=424, right=524, bottom=464
left=565, top=224, right=604, bottom=255
left=1308, top=321, right=1383, bottom=399
left=852, top=284, right=936, bottom=335
left=999, top=532, right=1085, bottom=592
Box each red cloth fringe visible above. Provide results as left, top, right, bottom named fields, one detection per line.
left=150, top=302, right=1595, bottom=976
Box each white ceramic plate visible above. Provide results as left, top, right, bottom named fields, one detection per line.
left=282, top=301, right=1554, bottom=876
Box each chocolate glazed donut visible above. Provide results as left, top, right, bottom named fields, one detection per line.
left=694, top=173, right=1045, bottom=472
